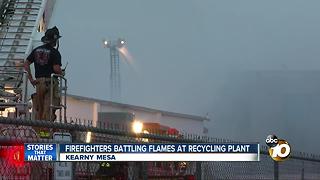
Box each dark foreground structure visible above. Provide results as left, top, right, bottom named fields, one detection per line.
left=0, top=117, right=319, bottom=180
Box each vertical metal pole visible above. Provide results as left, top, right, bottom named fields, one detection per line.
left=64, top=78, right=67, bottom=123
left=109, top=42, right=121, bottom=101
left=23, top=71, right=28, bottom=104
left=274, top=161, right=279, bottom=180
left=141, top=162, right=148, bottom=180
left=23, top=71, right=28, bottom=119
left=50, top=75, right=53, bottom=121
left=59, top=77, right=62, bottom=122
left=115, top=48, right=120, bottom=101
left=195, top=161, right=202, bottom=180
left=109, top=45, right=114, bottom=100
left=301, top=161, right=304, bottom=180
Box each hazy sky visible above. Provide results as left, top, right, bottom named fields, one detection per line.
left=49, top=0, right=320, bottom=153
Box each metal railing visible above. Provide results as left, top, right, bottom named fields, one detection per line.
left=49, top=73, right=67, bottom=123
left=0, top=117, right=319, bottom=179
left=0, top=67, right=29, bottom=117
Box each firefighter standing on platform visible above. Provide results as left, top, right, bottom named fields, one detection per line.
left=24, top=26, right=63, bottom=121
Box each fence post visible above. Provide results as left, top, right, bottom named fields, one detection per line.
left=301, top=161, right=304, bottom=180
left=141, top=162, right=148, bottom=180
left=127, top=162, right=138, bottom=180
left=274, top=161, right=279, bottom=180
left=195, top=161, right=202, bottom=180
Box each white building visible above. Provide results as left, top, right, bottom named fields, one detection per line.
left=65, top=94, right=209, bottom=135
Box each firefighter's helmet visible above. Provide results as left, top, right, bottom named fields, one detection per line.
left=41, top=26, right=62, bottom=43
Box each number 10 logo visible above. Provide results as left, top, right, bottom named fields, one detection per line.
left=266, top=135, right=291, bottom=161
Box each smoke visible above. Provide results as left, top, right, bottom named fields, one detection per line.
left=118, top=47, right=139, bottom=73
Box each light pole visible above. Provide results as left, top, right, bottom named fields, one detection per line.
left=103, top=38, right=125, bottom=101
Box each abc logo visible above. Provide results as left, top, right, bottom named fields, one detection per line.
left=266, top=135, right=291, bottom=161
left=265, top=135, right=278, bottom=147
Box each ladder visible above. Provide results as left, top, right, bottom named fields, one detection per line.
left=0, top=0, right=45, bottom=117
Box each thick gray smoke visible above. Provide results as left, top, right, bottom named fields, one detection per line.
left=50, top=0, right=320, bottom=154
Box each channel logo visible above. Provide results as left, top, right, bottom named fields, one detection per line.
left=265, top=135, right=291, bottom=161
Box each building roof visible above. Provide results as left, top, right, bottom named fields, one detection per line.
left=68, top=94, right=209, bottom=122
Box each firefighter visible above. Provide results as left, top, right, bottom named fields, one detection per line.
left=24, top=26, right=63, bottom=122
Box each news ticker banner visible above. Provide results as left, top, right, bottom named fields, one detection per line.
left=24, top=143, right=260, bottom=162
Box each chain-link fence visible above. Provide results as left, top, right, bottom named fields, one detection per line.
left=0, top=117, right=319, bottom=180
